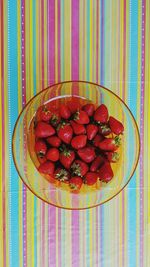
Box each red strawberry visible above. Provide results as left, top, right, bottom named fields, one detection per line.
left=74, top=110, right=90, bottom=124
left=94, top=104, right=108, bottom=123
left=37, top=155, right=47, bottom=164
left=47, top=136, right=61, bottom=147
left=60, top=149, right=75, bottom=169
left=50, top=111, right=61, bottom=127
left=82, top=103, right=95, bottom=116
left=70, top=120, right=86, bottom=135
left=67, top=98, right=81, bottom=114
left=93, top=134, right=104, bottom=147
left=77, top=147, right=96, bottom=163
left=69, top=176, right=83, bottom=193
left=35, top=122, right=55, bottom=138
left=105, top=152, right=120, bottom=163
left=85, top=172, right=99, bottom=185
left=71, top=135, right=87, bottom=149
left=99, top=124, right=111, bottom=136
left=59, top=104, right=71, bottom=119
left=90, top=156, right=104, bottom=172
left=40, top=105, right=52, bottom=121
left=54, top=168, right=70, bottom=182
left=57, top=123, right=73, bottom=144
left=71, top=160, right=89, bottom=177
left=38, top=161, right=55, bottom=175
left=46, top=148, right=59, bottom=162
left=86, top=124, right=98, bottom=140
left=109, top=116, right=124, bottom=135
left=34, top=140, right=47, bottom=156
left=98, top=136, right=121, bottom=151
left=98, top=162, right=114, bottom=183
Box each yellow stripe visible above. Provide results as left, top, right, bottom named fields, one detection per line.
left=64, top=0, right=71, bottom=80
left=44, top=0, right=48, bottom=87
left=79, top=0, right=84, bottom=80
left=0, top=2, right=3, bottom=265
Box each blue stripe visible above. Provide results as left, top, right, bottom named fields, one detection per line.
left=8, top=0, right=19, bottom=266
left=127, top=1, right=138, bottom=266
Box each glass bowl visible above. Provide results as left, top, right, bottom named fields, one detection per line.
left=12, top=81, right=140, bottom=209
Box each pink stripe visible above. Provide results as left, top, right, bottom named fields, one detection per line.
left=1, top=2, right=6, bottom=266
left=48, top=206, right=56, bottom=266
left=41, top=203, right=45, bottom=266
left=21, top=1, right=27, bottom=266
left=58, top=0, right=61, bottom=82
left=96, top=0, right=99, bottom=83
left=72, top=211, right=79, bottom=267
left=71, top=0, right=79, bottom=80
left=140, top=1, right=145, bottom=266
left=58, top=209, right=61, bottom=267
left=48, top=0, right=55, bottom=84
left=41, top=1, right=44, bottom=89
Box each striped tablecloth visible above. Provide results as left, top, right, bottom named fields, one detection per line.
left=0, top=1, right=149, bottom=266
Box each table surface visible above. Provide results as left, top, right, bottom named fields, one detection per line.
left=0, top=0, right=150, bottom=266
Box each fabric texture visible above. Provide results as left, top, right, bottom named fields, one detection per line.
left=0, top=0, right=149, bottom=266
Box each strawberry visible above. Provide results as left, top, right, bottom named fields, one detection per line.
left=98, top=162, right=114, bottom=183
left=99, top=124, right=111, bottom=136
left=50, top=111, right=61, bottom=127
left=67, top=98, right=81, bottom=114
left=86, top=124, right=98, bottom=140
left=98, top=136, right=121, bottom=151
left=54, top=168, right=70, bottom=182
left=105, top=152, right=120, bottom=163
left=90, top=155, right=104, bottom=172
left=85, top=172, right=99, bottom=185
left=93, top=134, right=104, bottom=147
left=77, top=147, right=96, bottom=163
left=69, top=176, right=83, bottom=193
left=82, top=103, right=95, bottom=116
left=94, top=104, right=108, bottom=123
left=40, top=105, right=52, bottom=121
left=71, top=160, right=89, bottom=177
left=37, top=155, right=47, bottom=164
left=71, top=135, right=87, bottom=149
left=46, top=148, right=59, bottom=162
left=47, top=136, right=61, bottom=147
left=60, top=149, right=75, bottom=169
left=35, top=122, right=55, bottom=138
left=34, top=140, right=47, bottom=156
left=59, top=104, right=71, bottom=119
left=57, top=123, right=73, bottom=144
left=74, top=110, right=90, bottom=124
left=70, top=120, right=86, bottom=135
left=109, top=116, right=124, bottom=135
left=38, top=161, right=55, bottom=175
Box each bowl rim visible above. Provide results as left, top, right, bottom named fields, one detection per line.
left=12, top=80, right=141, bottom=210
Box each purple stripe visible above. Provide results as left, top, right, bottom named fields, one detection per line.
left=100, top=0, right=104, bottom=83
left=58, top=0, right=61, bottom=82
left=58, top=209, right=61, bottom=267
left=48, top=206, right=56, bottom=266
left=96, top=0, right=99, bottom=83
left=41, top=1, right=44, bottom=89
left=41, top=203, right=45, bottom=267
left=71, top=0, right=79, bottom=80
left=140, top=1, right=145, bottom=266
left=48, top=0, right=55, bottom=84
left=72, top=211, right=79, bottom=267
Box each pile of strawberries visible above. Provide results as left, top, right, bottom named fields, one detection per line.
left=33, top=98, right=124, bottom=193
